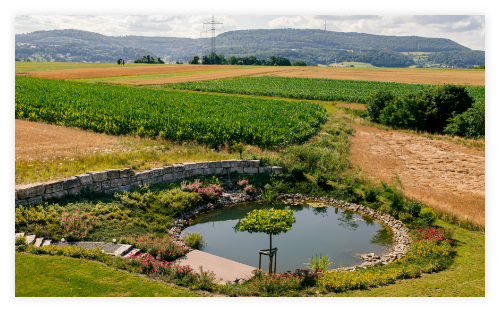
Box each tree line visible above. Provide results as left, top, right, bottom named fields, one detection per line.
left=188, top=53, right=307, bottom=66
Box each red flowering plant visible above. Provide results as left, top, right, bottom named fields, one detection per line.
left=59, top=209, right=100, bottom=241
left=120, top=234, right=188, bottom=261
left=237, top=179, right=261, bottom=195
left=411, top=227, right=455, bottom=244
left=180, top=179, right=222, bottom=201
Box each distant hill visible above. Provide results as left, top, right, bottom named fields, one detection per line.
left=16, top=28, right=481, bottom=66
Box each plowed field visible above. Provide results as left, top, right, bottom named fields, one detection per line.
left=259, top=67, right=485, bottom=86
left=105, top=67, right=294, bottom=85
left=28, top=65, right=241, bottom=80
left=349, top=124, right=485, bottom=227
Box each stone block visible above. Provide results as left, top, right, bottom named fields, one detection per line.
left=109, top=179, right=123, bottom=188
left=183, top=170, right=194, bottom=178
left=122, top=177, right=131, bottom=186
left=119, top=168, right=134, bottom=178
left=44, top=181, right=63, bottom=194
left=151, top=176, right=163, bottom=184
left=244, top=167, right=259, bottom=175
left=76, top=174, right=93, bottom=186
left=135, top=170, right=153, bottom=181
left=90, top=182, right=102, bottom=192
left=192, top=169, right=204, bottom=176
left=173, top=172, right=185, bottom=181
left=214, top=168, right=223, bottom=175
left=15, top=190, right=17, bottom=201
left=204, top=168, right=217, bottom=176
left=42, top=190, right=68, bottom=201
left=152, top=167, right=164, bottom=177
left=61, top=177, right=80, bottom=189
left=196, top=161, right=209, bottom=169
left=15, top=199, right=27, bottom=208
left=172, top=164, right=185, bottom=172
left=67, top=187, right=82, bottom=196
left=182, top=162, right=198, bottom=170
left=104, top=187, right=119, bottom=195
left=16, top=183, right=45, bottom=199
left=163, top=166, right=174, bottom=174
left=229, top=160, right=240, bottom=168
left=143, top=179, right=153, bottom=185
left=238, top=160, right=250, bottom=167
left=234, top=167, right=244, bottom=174
left=88, top=171, right=107, bottom=182
left=259, top=167, right=272, bottom=174
left=119, top=185, right=131, bottom=192
left=221, top=160, right=232, bottom=168
left=105, top=169, right=121, bottom=180
left=222, top=168, right=229, bottom=175
left=249, top=160, right=260, bottom=168
left=101, top=180, right=111, bottom=190
left=271, top=166, right=283, bottom=173
left=163, top=174, right=174, bottom=182
left=27, top=196, right=43, bottom=206
left=208, top=161, right=222, bottom=168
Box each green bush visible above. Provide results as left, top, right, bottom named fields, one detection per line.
left=419, top=208, right=437, bottom=224
left=366, top=89, right=395, bottom=122
left=444, top=101, right=485, bottom=138
left=182, top=231, right=206, bottom=250
left=316, top=174, right=329, bottom=189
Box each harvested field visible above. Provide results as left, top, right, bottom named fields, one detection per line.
left=28, top=65, right=241, bottom=80
left=105, top=67, right=294, bottom=85
left=258, top=67, right=485, bottom=86
left=15, top=119, right=121, bottom=162
left=349, top=124, right=485, bottom=228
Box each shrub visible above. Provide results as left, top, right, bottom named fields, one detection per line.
left=366, top=89, right=395, bottom=122
left=180, top=179, right=222, bottom=202
left=120, top=234, right=188, bottom=261
left=419, top=208, right=437, bottom=224
left=244, top=269, right=321, bottom=296
left=15, top=203, right=62, bottom=230
left=444, top=101, right=485, bottom=138
left=316, top=174, right=329, bottom=189
left=406, top=200, right=423, bottom=218
left=59, top=210, right=100, bottom=241
left=182, top=231, right=205, bottom=249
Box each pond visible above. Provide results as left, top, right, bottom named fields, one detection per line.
left=182, top=202, right=394, bottom=273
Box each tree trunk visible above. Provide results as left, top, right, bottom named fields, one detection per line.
left=269, top=234, right=273, bottom=274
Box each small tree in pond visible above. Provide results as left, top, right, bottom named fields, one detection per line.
left=239, top=208, right=296, bottom=273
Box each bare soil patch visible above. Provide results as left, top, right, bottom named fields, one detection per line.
left=259, top=67, right=485, bottom=86
left=28, top=65, right=241, bottom=80
left=15, top=119, right=121, bottom=162
left=349, top=124, right=485, bottom=227
left=105, top=67, right=294, bottom=85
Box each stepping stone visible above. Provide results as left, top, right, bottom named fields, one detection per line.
left=34, top=238, right=44, bottom=247
left=25, top=235, right=36, bottom=245
left=15, top=233, right=25, bottom=238
left=42, top=240, right=52, bottom=246
left=123, top=248, right=141, bottom=258
left=111, top=244, right=133, bottom=256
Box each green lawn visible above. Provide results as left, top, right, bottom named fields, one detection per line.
left=15, top=253, right=203, bottom=297
left=328, top=219, right=485, bottom=297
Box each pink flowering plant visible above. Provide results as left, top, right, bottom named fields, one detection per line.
left=59, top=210, right=100, bottom=241
left=237, top=179, right=261, bottom=195
left=180, top=179, right=222, bottom=201
left=120, top=234, right=188, bottom=261
left=411, top=227, right=455, bottom=244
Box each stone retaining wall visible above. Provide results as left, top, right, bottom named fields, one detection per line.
left=15, top=160, right=282, bottom=208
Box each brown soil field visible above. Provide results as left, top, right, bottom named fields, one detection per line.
left=28, top=65, right=241, bottom=80
left=15, top=119, right=122, bottom=162
left=336, top=103, right=367, bottom=110
left=259, top=67, right=485, bottom=86
left=349, top=124, right=485, bottom=227
left=105, top=67, right=295, bottom=85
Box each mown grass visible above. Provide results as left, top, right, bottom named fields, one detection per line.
left=15, top=62, right=168, bottom=72
left=15, top=252, right=203, bottom=297
left=328, top=219, right=485, bottom=297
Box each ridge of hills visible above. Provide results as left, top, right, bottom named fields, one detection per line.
left=15, top=28, right=483, bottom=66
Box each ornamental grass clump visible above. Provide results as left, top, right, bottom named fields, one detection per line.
left=182, top=231, right=205, bottom=249
left=304, top=254, right=333, bottom=273
left=59, top=209, right=99, bottom=241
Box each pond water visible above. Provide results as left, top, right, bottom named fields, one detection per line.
left=182, top=202, right=393, bottom=273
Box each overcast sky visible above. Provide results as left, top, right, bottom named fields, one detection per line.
left=15, top=15, right=485, bottom=51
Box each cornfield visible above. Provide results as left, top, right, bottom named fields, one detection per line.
left=15, top=77, right=327, bottom=148
left=170, top=76, right=485, bottom=105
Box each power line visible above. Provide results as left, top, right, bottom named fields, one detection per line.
left=201, top=15, right=222, bottom=55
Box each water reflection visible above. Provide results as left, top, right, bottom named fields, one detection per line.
left=336, top=210, right=359, bottom=231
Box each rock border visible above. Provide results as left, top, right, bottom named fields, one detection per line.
left=170, top=192, right=412, bottom=273
left=15, top=159, right=282, bottom=208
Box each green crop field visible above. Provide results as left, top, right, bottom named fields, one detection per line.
left=15, top=61, right=167, bottom=72
left=169, top=76, right=485, bottom=105
left=15, top=77, right=327, bottom=147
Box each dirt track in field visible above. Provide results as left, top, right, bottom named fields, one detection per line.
left=336, top=103, right=367, bottom=110
left=104, top=67, right=294, bottom=85
left=28, top=65, right=241, bottom=80
left=258, top=67, right=485, bottom=86
left=15, top=119, right=122, bottom=162
left=349, top=124, right=485, bottom=227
